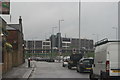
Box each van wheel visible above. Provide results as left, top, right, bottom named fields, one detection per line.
left=89, top=70, right=98, bottom=80
left=100, top=72, right=107, bottom=80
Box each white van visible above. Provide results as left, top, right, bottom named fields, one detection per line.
left=90, top=38, right=120, bottom=80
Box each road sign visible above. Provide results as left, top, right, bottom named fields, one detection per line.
left=0, top=0, right=10, bottom=14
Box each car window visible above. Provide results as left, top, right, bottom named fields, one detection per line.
left=83, top=59, right=93, bottom=64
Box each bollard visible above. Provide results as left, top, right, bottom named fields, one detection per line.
left=28, top=58, right=31, bottom=68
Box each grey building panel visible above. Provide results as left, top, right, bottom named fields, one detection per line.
left=27, top=41, right=34, bottom=49
left=35, top=41, right=42, bottom=49
left=6, top=26, right=16, bottom=30
left=8, top=24, right=22, bottom=32
left=50, top=35, right=57, bottom=48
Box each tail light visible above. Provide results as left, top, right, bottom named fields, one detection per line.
left=106, top=60, right=110, bottom=72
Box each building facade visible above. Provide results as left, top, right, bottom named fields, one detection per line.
left=25, top=40, right=51, bottom=54
left=6, top=16, right=24, bottom=67
left=25, top=33, right=94, bottom=54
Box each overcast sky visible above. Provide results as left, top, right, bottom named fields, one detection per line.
left=1, top=0, right=120, bottom=42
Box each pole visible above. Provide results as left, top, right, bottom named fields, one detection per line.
left=28, top=58, right=31, bottom=68
left=34, top=40, right=35, bottom=56
left=116, top=28, right=117, bottom=40
left=58, top=20, right=61, bottom=61
left=45, top=33, right=46, bottom=58
left=58, top=20, right=64, bottom=62
left=32, top=39, right=34, bottom=58
left=59, top=20, right=60, bottom=33
left=112, top=27, right=118, bottom=40
left=79, top=1, right=81, bottom=54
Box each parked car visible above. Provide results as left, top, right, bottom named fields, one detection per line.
left=62, top=56, right=70, bottom=67
left=29, top=57, right=36, bottom=61
left=89, top=38, right=120, bottom=80
left=35, top=57, right=47, bottom=61
left=46, top=58, right=55, bottom=62
left=76, top=57, right=94, bottom=73
left=68, top=53, right=83, bottom=69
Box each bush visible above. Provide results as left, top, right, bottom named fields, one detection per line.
left=5, top=42, right=13, bottom=52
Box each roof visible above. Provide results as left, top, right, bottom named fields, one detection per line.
left=95, top=38, right=120, bottom=47
left=6, top=26, right=16, bottom=30
left=7, top=24, right=22, bottom=32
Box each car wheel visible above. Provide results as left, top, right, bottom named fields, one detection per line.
left=68, top=65, right=71, bottom=69
left=79, top=67, right=83, bottom=73
left=62, top=64, right=65, bottom=67
left=77, top=65, right=80, bottom=72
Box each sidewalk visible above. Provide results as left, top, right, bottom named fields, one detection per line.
left=2, top=60, right=35, bottom=79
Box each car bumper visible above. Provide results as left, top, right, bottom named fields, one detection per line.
left=82, top=67, right=92, bottom=72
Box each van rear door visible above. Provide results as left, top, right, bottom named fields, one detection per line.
left=108, top=42, right=120, bottom=76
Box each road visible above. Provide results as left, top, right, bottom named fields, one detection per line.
left=29, top=61, right=89, bottom=79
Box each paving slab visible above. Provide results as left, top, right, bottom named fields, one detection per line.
left=2, top=60, right=35, bottom=79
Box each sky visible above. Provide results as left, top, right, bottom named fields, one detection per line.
left=1, top=0, right=120, bottom=42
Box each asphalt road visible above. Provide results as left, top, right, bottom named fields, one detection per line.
left=29, top=61, right=89, bottom=80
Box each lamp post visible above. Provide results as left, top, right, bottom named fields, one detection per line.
left=58, top=19, right=64, bottom=62
left=31, top=38, right=34, bottom=58
left=58, top=20, right=64, bottom=51
left=44, top=33, right=47, bottom=58
left=112, top=27, right=118, bottom=40
left=78, top=0, right=81, bottom=54
left=59, top=20, right=64, bottom=33
left=52, top=27, right=57, bottom=35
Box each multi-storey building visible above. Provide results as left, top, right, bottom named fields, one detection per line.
left=25, top=33, right=94, bottom=54
left=25, top=40, right=51, bottom=53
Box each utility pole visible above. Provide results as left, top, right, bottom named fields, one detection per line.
left=79, top=1, right=81, bottom=54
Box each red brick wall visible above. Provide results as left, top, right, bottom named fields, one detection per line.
left=7, top=30, right=18, bottom=50
left=6, top=30, right=24, bottom=67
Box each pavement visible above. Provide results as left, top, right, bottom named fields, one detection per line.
left=30, top=61, right=89, bottom=78
left=2, top=60, right=35, bottom=79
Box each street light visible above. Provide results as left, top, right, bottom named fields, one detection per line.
left=59, top=19, right=64, bottom=33
left=112, top=27, right=118, bottom=40
left=58, top=19, right=64, bottom=50
left=52, top=27, right=57, bottom=35
left=58, top=19, right=64, bottom=62
left=78, top=1, right=81, bottom=54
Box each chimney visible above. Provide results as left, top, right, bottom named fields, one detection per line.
left=19, top=16, right=23, bottom=32
left=19, top=16, right=22, bottom=24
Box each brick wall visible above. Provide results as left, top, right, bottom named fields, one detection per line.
left=2, top=47, right=12, bottom=73
left=6, top=30, right=24, bottom=67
